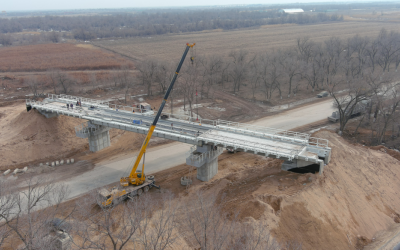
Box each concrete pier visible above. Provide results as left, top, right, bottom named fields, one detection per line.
left=76, top=122, right=111, bottom=152
left=88, top=129, right=110, bottom=152
left=186, top=144, right=223, bottom=181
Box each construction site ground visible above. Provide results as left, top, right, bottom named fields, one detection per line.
left=11, top=129, right=400, bottom=250
left=2, top=92, right=400, bottom=249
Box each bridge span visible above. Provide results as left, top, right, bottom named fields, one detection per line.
left=26, top=94, right=331, bottom=181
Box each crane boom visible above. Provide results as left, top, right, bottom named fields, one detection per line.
left=120, top=43, right=195, bottom=187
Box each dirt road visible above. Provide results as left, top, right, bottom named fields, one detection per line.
left=64, top=97, right=335, bottom=198
left=251, top=98, right=335, bottom=130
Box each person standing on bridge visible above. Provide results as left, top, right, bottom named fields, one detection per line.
left=171, top=123, right=173, bottom=130
left=66, top=103, right=69, bottom=110
left=71, top=103, right=73, bottom=109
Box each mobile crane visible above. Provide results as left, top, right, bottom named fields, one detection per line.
left=98, top=43, right=195, bottom=208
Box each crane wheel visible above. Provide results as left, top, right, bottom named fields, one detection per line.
left=147, top=175, right=155, bottom=180
left=144, top=186, right=149, bottom=192
left=137, top=188, right=143, bottom=196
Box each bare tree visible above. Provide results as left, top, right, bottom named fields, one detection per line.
left=27, top=76, right=45, bottom=97
left=329, top=72, right=383, bottom=135
left=73, top=191, right=177, bottom=250
left=138, top=192, right=178, bottom=250
left=47, top=31, right=60, bottom=43
left=47, top=69, right=73, bottom=94
left=199, top=55, right=223, bottom=99
left=372, top=82, right=400, bottom=143
left=320, top=37, right=344, bottom=86
left=248, top=56, right=260, bottom=100
left=229, top=49, right=249, bottom=94
left=280, top=50, right=301, bottom=97
left=377, top=29, right=400, bottom=72
left=296, top=37, right=315, bottom=63
left=47, top=69, right=59, bottom=94
left=0, top=177, right=71, bottom=250
left=180, top=64, right=198, bottom=117
left=155, top=61, right=172, bottom=94
left=137, top=60, right=158, bottom=96
left=230, top=221, right=281, bottom=250
left=180, top=191, right=238, bottom=250
left=73, top=192, right=143, bottom=250
left=349, top=35, right=370, bottom=77
left=258, top=54, right=276, bottom=101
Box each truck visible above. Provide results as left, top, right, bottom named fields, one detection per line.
left=328, top=100, right=370, bottom=122
left=97, top=43, right=196, bottom=208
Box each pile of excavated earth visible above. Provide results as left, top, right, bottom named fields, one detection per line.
left=155, top=130, right=400, bottom=249
left=0, top=102, right=158, bottom=171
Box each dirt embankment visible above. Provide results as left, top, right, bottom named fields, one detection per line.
left=155, top=130, right=400, bottom=249
left=0, top=103, right=169, bottom=171
left=0, top=104, right=87, bottom=170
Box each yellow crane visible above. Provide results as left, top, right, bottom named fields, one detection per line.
left=98, top=43, right=195, bottom=207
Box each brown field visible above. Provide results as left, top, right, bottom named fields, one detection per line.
left=94, top=21, right=399, bottom=62
left=0, top=43, right=133, bottom=72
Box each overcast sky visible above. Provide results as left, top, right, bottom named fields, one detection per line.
left=3, top=0, right=364, bottom=11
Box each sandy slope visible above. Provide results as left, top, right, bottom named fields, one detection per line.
left=153, top=130, right=400, bottom=249
left=0, top=104, right=87, bottom=170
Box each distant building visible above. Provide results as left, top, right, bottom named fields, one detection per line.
left=279, top=9, right=304, bottom=14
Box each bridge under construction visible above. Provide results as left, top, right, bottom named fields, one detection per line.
left=26, top=94, right=331, bottom=181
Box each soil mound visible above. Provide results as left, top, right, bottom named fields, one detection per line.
left=156, top=130, right=400, bottom=249
left=0, top=104, right=166, bottom=170
left=0, top=105, right=87, bottom=169
left=270, top=131, right=400, bottom=249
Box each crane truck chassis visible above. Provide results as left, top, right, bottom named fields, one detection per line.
left=98, top=175, right=157, bottom=208
left=97, top=43, right=195, bottom=208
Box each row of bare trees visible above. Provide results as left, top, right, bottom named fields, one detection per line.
left=0, top=6, right=341, bottom=42
left=0, top=177, right=302, bottom=250
left=134, top=29, right=400, bottom=105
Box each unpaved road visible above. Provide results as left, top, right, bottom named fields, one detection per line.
left=64, top=97, right=335, bottom=198
left=251, top=98, right=335, bottom=130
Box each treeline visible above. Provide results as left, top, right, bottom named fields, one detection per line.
left=0, top=8, right=342, bottom=41
left=135, top=28, right=400, bottom=144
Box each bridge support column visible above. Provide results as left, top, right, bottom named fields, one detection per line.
left=88, top=129, right=110, bottom=152
left=76, top=122, right=111, bottom=152
left=186, top=145, right=223, bottom=182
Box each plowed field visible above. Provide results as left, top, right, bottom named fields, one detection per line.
left=94, top=21, right=399, bottom=62
left=0, top=43, right=133, bottom=72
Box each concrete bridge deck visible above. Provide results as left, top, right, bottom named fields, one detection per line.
left=26, top=94, right=331, bottom=178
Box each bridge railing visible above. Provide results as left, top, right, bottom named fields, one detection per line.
left=160, top=112, right=217, bottom=126
left=47, top=94, right=110, bottom=107
left=108, top=104, right=155, bottom=115
left=308, top=137, right=329, bottom=148
left=215, top=119, right=310, bottom=140
left=26, top=99, right=45, bottom=106
left=199, top=130, right=303, bottom=160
